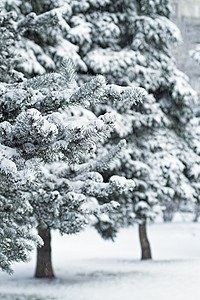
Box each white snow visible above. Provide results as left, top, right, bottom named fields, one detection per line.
left=0, top=158, right=17, bottom=174
left=0, top=221, right=200, bottom=300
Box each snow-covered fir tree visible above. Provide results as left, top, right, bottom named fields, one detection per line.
left=190, top=46, right=200, bottom=65
left=0, top=5, right=146, bottom=275
left=71, top=0, right=200, bottom=259
left=62, top=0, right=200, bottom=260
left=189, top=46, right=200, bottom=222
left=3, top=0, right=200, bottom=260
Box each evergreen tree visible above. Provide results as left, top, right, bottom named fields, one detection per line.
left=190, top=46, right=200, bottom=65
left=189, top=46, right=200, bottom=222
left=60, top=0, right=200, bottom=259
left=0, top=5, right=146, bottom=275
left=4, top=0, right=200, bottom=260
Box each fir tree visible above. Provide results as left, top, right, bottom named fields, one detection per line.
left=56, top=0, right=200, bottom=259
left=190, top=46, right=200, bottom=65
left=0, top=4, right=146, bottom=275
left=189, top=46, right=200, bottom=222
left=4, top=0, right=200, bottom=261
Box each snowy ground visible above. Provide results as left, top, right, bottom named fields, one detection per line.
left=0, top=218, right=200, bottom=300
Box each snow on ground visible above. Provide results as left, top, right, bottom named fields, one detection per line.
left=0, top=220, right=200, bottom=300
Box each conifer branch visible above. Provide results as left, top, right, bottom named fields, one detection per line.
left=22, top=73, right=64, bottom=90
left=69, top=75, right=107, bottom=107
left=104, top=85, right=147, bottom=106
left=72, top=140, right=127, bottom=177
left=57, top=58, right=77, bottom=84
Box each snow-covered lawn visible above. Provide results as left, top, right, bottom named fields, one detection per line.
left=0, top=221, right=200, bottom=300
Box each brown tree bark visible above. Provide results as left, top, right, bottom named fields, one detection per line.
left=138, top=222, right=152, bottom=260
left=35, top=226, right=55, bottom=278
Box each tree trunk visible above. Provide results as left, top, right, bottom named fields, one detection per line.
left=138, top=222, right=152, bottom=260
left=193, top=203, right=200, bottom=222
left=163, top=204, right=175, bottom=223
left=35, top=226, right=55, bottom=278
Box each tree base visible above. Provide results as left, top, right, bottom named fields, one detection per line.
left=139, top=222, right=152, bottom=260
left=35, top=227, right=55, bottom=279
